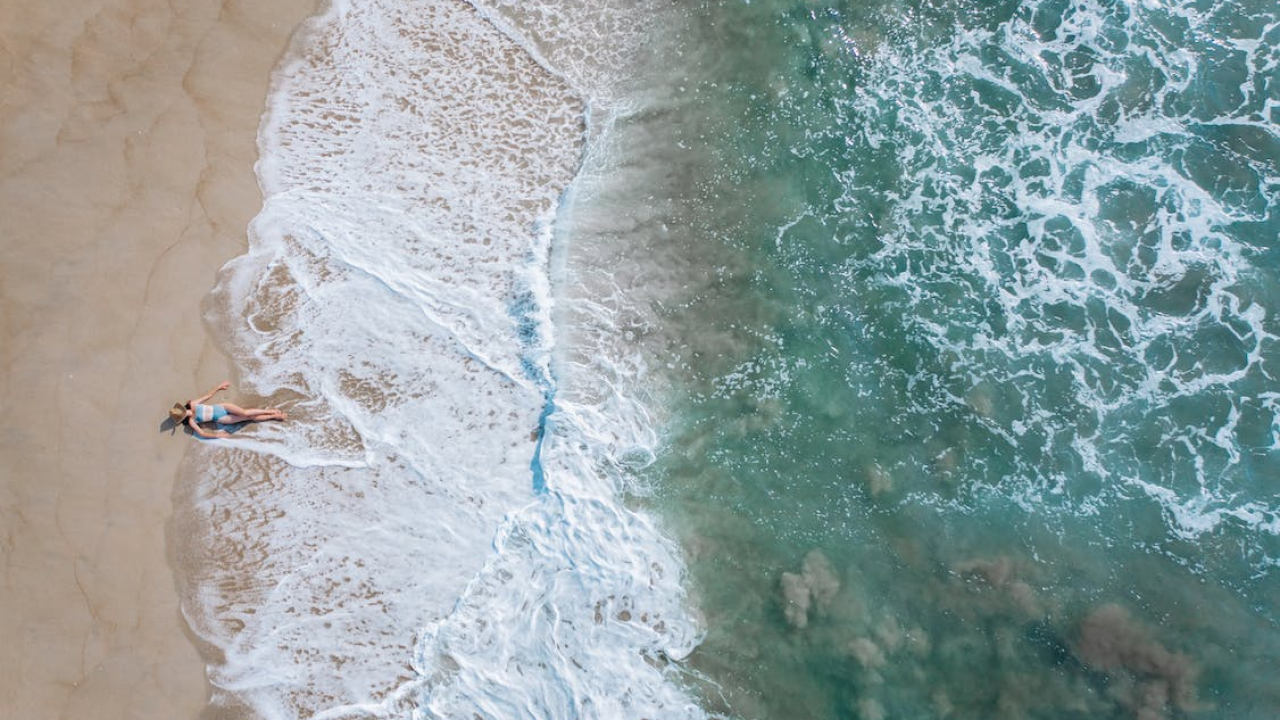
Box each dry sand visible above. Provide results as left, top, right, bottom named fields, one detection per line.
left=0, top=0, right=315, bottom=716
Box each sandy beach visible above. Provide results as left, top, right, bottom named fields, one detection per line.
left=0, top=0, right=315, bottom=716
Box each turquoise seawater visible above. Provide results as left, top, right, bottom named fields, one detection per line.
left=589, top=0, right=1280, bottom=717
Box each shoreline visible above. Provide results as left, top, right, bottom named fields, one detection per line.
left=0, top=0, right=316, bottom=716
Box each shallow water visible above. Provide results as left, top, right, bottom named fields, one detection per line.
left=173, top=1, right=706, bottom=717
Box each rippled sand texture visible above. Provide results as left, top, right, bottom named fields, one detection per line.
left=0, top=0, right=315, bottom=716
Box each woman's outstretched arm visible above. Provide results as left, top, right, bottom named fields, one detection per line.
left=190, top=380, right=232, bottom=407
left=188, top=416, right=232, bottom=439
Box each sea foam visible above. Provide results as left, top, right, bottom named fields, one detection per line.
left=171, top=1, right=704, bottom=718
left=825, top=0, right=1280, bottom=559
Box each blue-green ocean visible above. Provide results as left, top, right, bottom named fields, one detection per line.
left=593, top=0, right=1280, bottom=717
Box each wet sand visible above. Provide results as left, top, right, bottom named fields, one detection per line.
left=0, top=0, right=315, bottom=716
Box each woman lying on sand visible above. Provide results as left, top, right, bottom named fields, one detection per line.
left=169, top=381, right=286, bottom=439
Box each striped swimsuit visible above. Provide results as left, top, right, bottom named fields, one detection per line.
left=194, top=403, right=230, bottom=423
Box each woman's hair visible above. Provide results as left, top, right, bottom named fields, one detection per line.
left=169, top=403, right=188, bottom=424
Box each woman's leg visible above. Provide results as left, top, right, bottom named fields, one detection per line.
left=220, top=403, right=285, bottom=419
left=217, top=412, right=286, bottom=425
